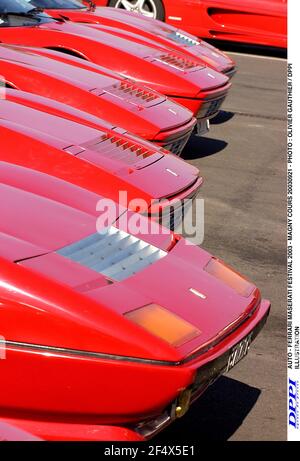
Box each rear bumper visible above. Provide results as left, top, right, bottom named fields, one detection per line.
left=134, top=298, right=271, bottom=439
left=190, top=299, right=270, bottom=395
left=0, top=419, right=143, bottom=441
left=148, top=175, right=203, bottom=230
left=153, top=117, right=197, bottom=156
left=170, top=81, right=231, bottom=119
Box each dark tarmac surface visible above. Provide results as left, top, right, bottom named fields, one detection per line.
left=157, top=52, right=287, bottom=441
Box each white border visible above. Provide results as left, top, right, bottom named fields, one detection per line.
left=288, top=0, right=300, bottom=441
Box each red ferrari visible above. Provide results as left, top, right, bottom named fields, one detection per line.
left=0, top=147, right=270, bottom=440
left=1, top=89, right=202, bottom=228
left=23, top=0, right=237, bottom=76
left=95, top=0, right=287, bottom=49
left=0, top=0, right=231, bottom=121
left=0, top=44, right=198, bottom=154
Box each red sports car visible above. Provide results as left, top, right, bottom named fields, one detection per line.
left=1, top=89, right=202, bottom=228
left=23, top=0, right=237, bottom=76
left=0, top=0, right=231, bottom=121
left=0, top=152, right=270, bottom=440
left=95, top=0, right=287, bottom=49
left=0, top=44, right=198, bottom=154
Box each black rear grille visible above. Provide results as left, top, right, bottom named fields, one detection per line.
left=205, top=98, right=225, bottom=117
left=224, top=66, right=237, bottom=79
left=158, top=186, right=199, bottom=231
left=162, top=132, right=191, bottom=156
left=197, top=96, right=225, bottom=119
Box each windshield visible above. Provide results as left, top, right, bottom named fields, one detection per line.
left=0, top=0, right=54, bottom=26
left=29, top=0, right=86, bottom=10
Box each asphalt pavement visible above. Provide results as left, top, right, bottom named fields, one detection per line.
left=157, top=51, right=287, bottom=441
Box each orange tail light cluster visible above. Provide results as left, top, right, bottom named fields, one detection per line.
left=125, top=304, right=201, bottom=347
left=204, top=258, right=255, bottom=297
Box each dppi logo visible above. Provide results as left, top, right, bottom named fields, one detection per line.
left=289, top=378, right=299, bottom=429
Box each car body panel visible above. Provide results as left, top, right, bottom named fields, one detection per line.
left=0, top=4, right=231, bottom=118
left=0, top=159, right=267, bottom=361
left=28, top=2, right=236, bottom=74
left=0, top=419, right=142, bottom=441
left=96, top=0, right=287, bottom=48
left=0, top=149, right=270, bottom=440
left=0, top=93, right=201, bottom=213
left=0, top=44, right=197, bottom=149
left=0, top=245, right=270, bottom=436
left=0, top=2, right=271, bottom=439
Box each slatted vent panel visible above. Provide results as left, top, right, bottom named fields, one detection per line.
left=155, top=53, right=200, bottom=71
left=57, top=227, right=167, bottom=282
left=87, top=133, right=161, bottom=166
left=168, top=31, right=200, bottom=47
left=102, top=81, right=162, bottom=106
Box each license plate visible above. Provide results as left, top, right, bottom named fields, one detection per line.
left=226, top=332, right=253, bottom=372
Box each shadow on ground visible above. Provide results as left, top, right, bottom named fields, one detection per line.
left=182, top=135, right=228, bottom=160
left=155, top=376, right=261, bottom=442
left=210, top=110, right=235, bottom=125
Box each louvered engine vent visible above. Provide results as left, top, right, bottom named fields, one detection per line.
left=87, top=133, right=162, bottom=167
left=57, top=227, right=167, bottom=282
left=103, top=81, right=162, bottom=106
left=116, top=81, right=158, bottom=101
left=168, top=31, right=200, bottom=47
left=155, top=53, right=200, bottom=71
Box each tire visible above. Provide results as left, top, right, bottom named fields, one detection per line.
left=108, top=0, right=165, bottom=21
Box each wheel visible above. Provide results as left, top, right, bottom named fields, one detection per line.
left=108, top=0, right=165, bottom=21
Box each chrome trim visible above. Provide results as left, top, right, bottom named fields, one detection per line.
left=0, top=302, right=270, bottom=366
left=1, top=339, right=178, bottom=366
left=135, top=411, right=172, bottom=439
